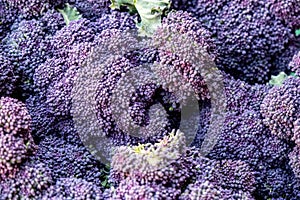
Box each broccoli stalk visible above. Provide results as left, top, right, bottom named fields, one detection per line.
left=110, top=0, right=170, bottom=36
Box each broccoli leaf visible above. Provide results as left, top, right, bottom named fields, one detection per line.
left=268, top=72, right=297, bottom=86
left=110, top=0, right=170, bottom=36
left=296, top=29, right=300, bottom=37
left=58, top=3, right=82, bottom=26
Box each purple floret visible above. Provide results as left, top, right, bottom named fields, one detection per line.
left=0, top=0, right=18, bottom=40
left=0, top=53, right=17, bottom=96
left=188, top=0, right=292, bottom=83
left=32, top=135, right=104, bottom=186
left=0, top=97, right=36, bottom=180
left=3, top=18, right=48, bottom=98
left=261, top=76, right=300, bottom=140
left=224, top=76, right=270, bottom=115
left=42, top=178, right=103, bottom=199
left=68, top=0, right=111, bottom=20
left=266, top=0, right=300, bottom=28
left=290, top=51, right=300, bottom=76
left=3, top=0, right=64, bottom=19
left=208, top=110, right=290, bottom=168
left=0, top=162, right=53, bottom=199
left=29, top=12, right=136, bottom=140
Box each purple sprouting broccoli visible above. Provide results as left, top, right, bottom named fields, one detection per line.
left=0, top=7, right=67, bottom=99
left=290, top=50, right=300, bottom=76
left=0, top=97, right=36, bottom=180
left=45, top=12, right=135, bottom=58
left=180, top=158, right=256, bottom=200
left=289, top=146, right=300, bottom=179
left=44, top=18, right=96, bottom=58
left=109, top=130, right=256, bottom=199
left=0, top=162, right=53, bottom=199
left=108, top=131, right=195, bottom=199
left=254, top=166, right=300, bottom=200
left=110, top=130, right=192, bottom=185
left=224, top=75, right=270, bottom=115
left=42, top=178, right=103, bottom=199
left=0, top=52, right=17, bottom=97
left=152, top=11, right=217, bottom=101
left=292, top=119, right=300, bottom=146
left=93, top=53, right=178, bottom=145
left=266, top=0, right=300, bottom=29
left=39, top=9, right=66, bottom=35
left=67, top=0, right=111, bottom=21
left=207, top=110, right=290, bottom=168
left=187, top=0, right=292, bottom=83
left=106, top=177, right=183, bottom=199
left=2, top=0, right=64, bottom=19
left=0, top=0, right=18, bottom=40
left=170, top=0, right=197, bottom=11
left=273, top=41, right=300, bottom=75
left=180, top=180, right=254, bottom=200
left=31, top=135, right=104, bottom=187
left=260, top=76, right=300, bottom=140
left=3, top=18, right=47, bottom=99
left=28, top=12, right=136, bottom=140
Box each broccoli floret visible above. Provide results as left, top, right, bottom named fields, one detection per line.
left=261, top=76, right=300, bottom=140
left=42, top=178, right=103, bottom=199
left=0, top=97, right=36, bottom=180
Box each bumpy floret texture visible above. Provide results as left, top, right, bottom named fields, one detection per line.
left=290, top=51, right=300, bottom=76
left=0, top=53, right=17, bottom=96
left=224, top=76, right=270, bottom=115
left=0, top=162, right=53, bottom=199
left=0, top=97, right=36, bottom=180
left=261, top=76, right=300, bottom=140
left=68, top=0, right=110, bottom=20
left=72, top=30, right=185, bottom=146
left=106, top=177, right=183, bottom=199
left=107, top=131, right=194, bottom=199
left=289, top=146, right=300, bottom=179
left=253, top=166, right=300, bottom=200
left=293, top=119, right=300, bottom=146
left=266, top=0, right=300, bottom=28
left=29, top=12, right=136, bottom=140
left=2, top=0, right=64, bottom=18
left=110, top=131, right=192, bottom=185
left=208, top=110, right=290, bottom=168
left=0, top=0, right=18, bottom=40
left=32, top=135, right=104, bottom=186
left=180, top=180, right=254, bottom=200
left=1, top=0, right=300, bottom=199
left=188, top=0, right=292, bottom=83
left=109, top=131, right=256, bottom=199
left=152, top=11, right=217, bottom=100
left=42, top=178, right=103, bottom=200
left=274, top=41, right=300, bottom=74
left=3, top=19, right=47, bottom=98
left=39, top=9, right=66, bottom=35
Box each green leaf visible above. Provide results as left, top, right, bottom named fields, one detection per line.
left=58, top=3, right=82, bottom=26
left=268, top=71, right=298, bottom=86
left=269, top=72, right=288, bottom=86
left=101, top=179, right=108, bottom=187
left=110, top=0, right=171, bottom=36
left=296, top=29, right=300, bottom=37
